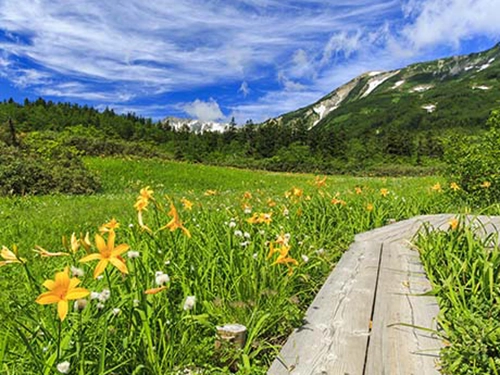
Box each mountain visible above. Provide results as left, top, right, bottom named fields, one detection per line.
left=162, top=117, right=228, bottom=133
left=266, top=43, right=500, bottom=136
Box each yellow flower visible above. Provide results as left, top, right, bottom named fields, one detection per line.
left=314, top=176, right=327, bottom=188
left=80, top=232, right=92, bottom=253
left=247, top=213, right=272, bottom=225
left=431, top=183, right=442, bottom=192
left=70, top=233, right=80, bottom=253
left=139, top=186, right=154, bottom=201
left=366, top=203, right=374, bottom=212
left=99, top=218, right=120, bottom=233
left=181, top=198, right=194, bottom=210
left=450, top=182, right=460, bottom=191
left=134, top=197, right=149, bottom=212
left=160, top=203, right=191, bottom=238
left=331, top=198, right=346, bottom=206
left=291, top=187, right=303, bottom=197
left=36, top=267, right=89, bottom=321
left=380, top=188, right=389, bottom=197
left=355, top=187, right=362, bottom=195
left=79, top=231, right=129, bottom=278
left=481, top=181, right=491, bottom=188
left=144, top=286, right=168, bottom=295
left=243, top=191, right=252, bottom=200
left=204, top=189, right=217, bottom=196
left=267, top=198, right=277, bottom=207
left=268, top=242, right=298, bottom=274
left=32, top=245, right=69, bottom=257
left=449, top=218, right=459, bottom=230
left=0, top=245, right=25, bottom=266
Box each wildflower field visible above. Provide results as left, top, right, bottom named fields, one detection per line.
left=0, top=157, right=498, bottom=374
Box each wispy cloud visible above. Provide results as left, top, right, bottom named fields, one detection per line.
left=0, top=0, right=498, bottom=123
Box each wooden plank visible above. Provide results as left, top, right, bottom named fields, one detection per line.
left=364, top=241, right=442, bottom=375
left=268, top=241, right=382, bottom=375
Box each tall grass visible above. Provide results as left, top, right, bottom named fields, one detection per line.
left=416, top=218, right=500, bottom=374
left=0, top=157, right=496, bottom=374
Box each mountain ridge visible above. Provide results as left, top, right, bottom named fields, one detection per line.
left=266, top=43, right=500, bottom=134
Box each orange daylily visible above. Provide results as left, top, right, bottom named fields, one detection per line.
left=139, top=186, right=154, bottom=201
left=160, top=203, right=191, bottom=238
left=144, top=286, right=169, bottom=295
left=36, top=267, right=89, bottom=321
left=380, top=188, right=389, bottom=197
left=33, top=245, right=69, bottom=257
left=99, top=218, right=120, bottom=233
left=0, top=246, right=25, bottom=266
left=450, top=182, right=460, bottom=191
left=181, top=198, right=194, bottom=211
left=314, top=176, right=327, bottom=188
left=481, top=181, right=491, bottom=188
left=449, top=218, right=459, bottom=230
left=79, top=231, right=129, bottom=278
left=355, top=187, right=363, bottom=195
left=431, top=183, right=442, bottom=192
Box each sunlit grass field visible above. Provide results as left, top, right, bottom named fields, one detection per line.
left=0, top=157, right=497, bottom=374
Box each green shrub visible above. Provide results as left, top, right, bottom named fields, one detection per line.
left=0, top=139, right=101, bottom=196
left=444, top=110, right=500, bottom=204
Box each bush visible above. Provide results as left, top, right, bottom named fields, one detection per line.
left=444, top=110, right=500, bottom=204
left=0, top=139, right=101, bottom=196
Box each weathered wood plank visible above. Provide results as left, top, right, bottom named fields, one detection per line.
left=268, top=241, right=382, bottom=375
left=364, top=241, right=442, bottom=375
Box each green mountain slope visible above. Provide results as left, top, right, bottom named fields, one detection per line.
left=268, top=43, right=500, bottom=136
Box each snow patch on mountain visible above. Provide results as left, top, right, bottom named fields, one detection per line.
left=422, top=104, right=436, bottom=113
left=472, top=85, right=491, bottom=90
left=392, top=80, right=405, bottom=89
left=162, top=117, right=228, bottom=133
left=478, top=63, right=490, bottom=71
left=361, top=70, right=400, bottom=98
left=411, top=85, right=433, bottom=93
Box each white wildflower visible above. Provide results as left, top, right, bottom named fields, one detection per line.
left=90, top=291, right=100, bottom=300
left=99, top=289, right=111, bottom=302
left=96, top=302, right=105, bottom=310
left=73, top=299, right=88, bottom=312
left=301, top=254, right=309, bottom=263
left=243, top=232, right=251, bottom=239
left=244, top=207, right=252, bottom=214
left=234, top=230, right=243, bottom=237
left=127, top=250, right=140, bottom=259
left=56, top=361, right=70, bottom=374
left=112, top=308, right=121, bottom=316
left=229, top=221, right=237, bottom=228
left=240, top=241, right=250, bottom=247
left=155, top=271, right=170, bottom=286
left=183, top=296, right=196, bottom=311
left=70, top=266, right=84, bottom=278
left=253, top=253, right=258, bottom=259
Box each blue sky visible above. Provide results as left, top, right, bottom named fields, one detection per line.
left=0, top=0, right=499, bottom=124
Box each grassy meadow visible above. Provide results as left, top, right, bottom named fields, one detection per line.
left=0, top=157, right=498, bottom=374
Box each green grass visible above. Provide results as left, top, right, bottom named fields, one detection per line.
left=416, top=219, right=500, bottom=374
left=0, top=157, right=496, bottom=374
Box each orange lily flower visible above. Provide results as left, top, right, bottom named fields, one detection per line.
left=0, top=246, right=25, bottom=266
left=181, top=198, right=194, bottom=210
left=99, top=218, right=120, bottom=233
left=144, top=286, right=169, bottom=295
left=33, top=245, right=69, bottom=257
left=79, top=231, right=129, bottom=278
left=36, top=267, right=89, bottom=321
left=160, top=203, right=191, bottom=238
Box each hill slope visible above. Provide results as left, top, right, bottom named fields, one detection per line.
left=267, top=43, right=500, bottom=136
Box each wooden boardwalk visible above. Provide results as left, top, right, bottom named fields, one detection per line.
left=268, top=215, right=500, bottom=375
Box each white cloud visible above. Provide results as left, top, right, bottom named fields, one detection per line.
left=238, top=81, right=250, bottom=97
left=400, top=0, right=500, bottom=50
left=0, top=0, right=497, bottom=123
left=183, top=98, right=224, bottom=122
